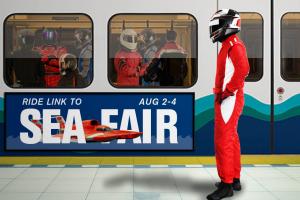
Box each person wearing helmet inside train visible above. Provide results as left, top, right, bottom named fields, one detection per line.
left=74, top=29, right=93, bottom=86
left=58, top=53, right=85, bottom=88
left=114, top=29, right=146, bottom=86
left=38, top=29, right=67, bottom=87
left=8, top=29, right=44, bottom=87
left=137, top=28, right=160, bottom=86
left=207, top=9, right=250, bottom=200
left=144, top=29, right=188, bottom=86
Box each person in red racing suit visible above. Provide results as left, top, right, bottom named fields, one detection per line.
left=39, top=45, right=67, bottom=87
left=37, top=29, right=67, bottom=87
left=114, top=29, right=146, bottom=86
left=207, top=9, right=250, bottom=200
left=214, top=34, right=249, bottom=187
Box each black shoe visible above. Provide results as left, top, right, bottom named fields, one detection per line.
left=207, top=182, right=233, bottom=200
left=215, top=178, right=242, bottom=191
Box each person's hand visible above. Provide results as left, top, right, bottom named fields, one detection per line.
left=135, top=72, right=139, bottom=77
left=220, top=89, right=234, bottom=104
left=137, top=66, right=146, bottom=77
left=215, top=93, right=222, bottom=104
left=139, top=66, right=146, bottom=76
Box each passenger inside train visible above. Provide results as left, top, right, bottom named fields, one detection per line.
left=108, top=14, right=197, bottom=87
left=4, top=14, right=93, bottom=88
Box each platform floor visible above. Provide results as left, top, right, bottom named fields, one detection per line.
left=0, top=165, right=299, bottom=200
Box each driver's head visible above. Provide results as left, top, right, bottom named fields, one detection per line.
left=166, top=30, right=177, bottom=42
left=209, top=9, right=241, bottom=43
left=120, top=29, right=138, bottom=51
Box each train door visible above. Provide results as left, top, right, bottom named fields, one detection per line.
left=218, top=0, right=272, bottom=153
left=274, top=0, right=300, bottom=153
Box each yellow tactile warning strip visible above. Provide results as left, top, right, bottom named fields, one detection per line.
left=0, top=155, right=300, bottom=165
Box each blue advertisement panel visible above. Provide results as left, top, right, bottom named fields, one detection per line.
left=5, top=93, right=194, bottom=150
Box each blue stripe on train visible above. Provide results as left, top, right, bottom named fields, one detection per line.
left=195, top=115, right=271, bottom=155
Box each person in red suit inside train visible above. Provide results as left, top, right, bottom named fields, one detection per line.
left=114, top=29, right=146, bottom=86
left=207, top=9, right=250, bottom=200
left=37, top=29, right=67, bottom=87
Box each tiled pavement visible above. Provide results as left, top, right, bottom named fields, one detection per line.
left=0, top=165, right=299, bottom=200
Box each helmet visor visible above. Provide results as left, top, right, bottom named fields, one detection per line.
left=209, top=18, right=226, bottom=36
left=123, top=34, right=137, bottom=43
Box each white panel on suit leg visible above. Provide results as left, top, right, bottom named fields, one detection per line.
left=221, top=95, right=236, bottom=124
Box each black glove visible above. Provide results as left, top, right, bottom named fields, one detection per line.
left=143, top=58, right=161, bottom=82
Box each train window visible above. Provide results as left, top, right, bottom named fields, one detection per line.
left=4, top=14, right=93, bottom=88
left=281, top=13, right=300, bottom=82
left=238, top=13, right=263, bottom=82
left=108, top=14, right=197, bottom=88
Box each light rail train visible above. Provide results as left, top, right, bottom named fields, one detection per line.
left=0, top=0, right=299, bottom=156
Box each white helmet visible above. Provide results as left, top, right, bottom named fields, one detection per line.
left=59, top=53, right=77, bottom=75
left=120, top=29, right=137, bottom=50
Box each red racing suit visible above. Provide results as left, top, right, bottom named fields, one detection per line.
left=38, top=45, right=67, bottom=87
left=155, top=41, right=186, bottom=58
left=213, top=34, right=249, bottom=184
left=114, top=49, right=145, bottom=86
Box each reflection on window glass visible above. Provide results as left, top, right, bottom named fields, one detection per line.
left=238, top=13, right=263, bottom=82
left=4, top=14, right=93, bottom=88
left=108, top=14, right=197, bottom=87
left=281, top=13, right=300, bottom=82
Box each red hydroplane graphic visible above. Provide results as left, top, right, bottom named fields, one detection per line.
left=31, top=116, right=143, bottom=142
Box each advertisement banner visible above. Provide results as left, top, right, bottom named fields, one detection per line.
left=5, top=93, right=194, bottom=150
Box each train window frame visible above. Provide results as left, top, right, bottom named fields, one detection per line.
left=107, top=13, right=198, bottom=89
left=280, top=12, right=300, bottom=82
left=239, top=12, right=264, bottom=82
left=3, top=13, right=94, bottom=89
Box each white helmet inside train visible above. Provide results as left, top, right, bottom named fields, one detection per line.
left=120, top=29, right=138, bottom=50
left=59, top=53, right=78, bottom=75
